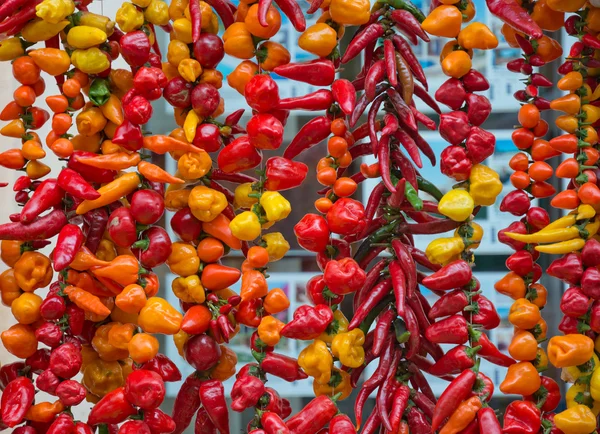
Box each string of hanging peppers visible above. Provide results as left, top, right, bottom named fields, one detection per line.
left=0, top=0, right=597, bottom=432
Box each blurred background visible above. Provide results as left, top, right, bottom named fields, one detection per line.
left=0, top=0, right=568, bottom=431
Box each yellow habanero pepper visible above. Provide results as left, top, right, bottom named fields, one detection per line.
left=438, top=189, right=474, bottom=222
left=565, top=383, right=600, bottom=415
left=77, top=11, right=115, bottom=35
left=455, top=221, right=483, bottom=249
left=188, top=185, right=228, bottom=222
left=82, top=358, right=124, bottom=397
left=426, top=237, right=465, bottom=265
left=223, top=23, right=255, bottom=59
left=298, top=23, right=338, bottom=58
left=76, top=173, right=141, bottom=215
left=331, top=329, right=365, bottom=368
left=234, top=182, right=259, bottom=209
left=257, top=315, right=285, bottom=346
left=71, top=48, right=111, bottom=75
left=589, top=368, right=600, bottom=403
left=0, top=38, right=25, bottom=61
left=313, top=368, right=352, bottom=400
left=92, top=323, right=130, bottom=361
left=508, top=298, right=541, bottom=329
left=167, top=40, right=190, bottom=68
left=260, top=192, right=291, bottom=222
left=167, top=242, right=200, bottom=276
left=230, top=211, right=262, bottom=241
left=138, top=297, right=183, bottom=335
left=145, top=0, right=170, bottom=26
left=116, top=2, right=144, bottom=32
left=548, top=334, right=595, bottom=368
left=172, top=275, right=205, bottom=304
left=298, top=339, right=333, bottom=384
left=36, top=0, right=75, bottom=24
left=11, top=292, right=42, bottom=325
left=184, top=110, right=201, bottom=142
left=554, top=405, right=596, bottom=434
left=261, top=232, right=290, bottom=262
left=76, top=107, right=107, bottom=136
left=468, top=164, right=503, bottom=206
left=13, top=251, right=53, bottom=292
left=178, top=58, right=203, bottom=82
left=422, top=5, right=462, bottom=38
left=319, top=309, right=349, bottom=344
left=457, top=22, right=498, bottom=50
left=329, top=0, right=370, bottom=25
left=555, top=115, right=578, bottom=133
left=67, top=26, right=108, bottom=49
left=563, top=353, right=599, bottom=382
left=178, top=151, right=211, bottom=179
left=21, top=19, right=69, bottom=42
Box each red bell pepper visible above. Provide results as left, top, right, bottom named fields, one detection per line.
left=218, top=136, right=262, bottom=173
left=323, top=258, right=366, bottom=295
left=120, top=30, right=151, bottom=67
left=124, top=370, right=165, bottom=411
left=1, top=377, right=35, bottom=427
left=264, top=157, right=308, bottom=191
left=499, top=190, right=531, bottom=216
left=245, top=74, right=280, bottom=113
left=294, top=214, right=330, bottom=252
left=502, top=400, right=541, bottom=434
left=133, top=66, right=167, bottom=101
left=230, top=373, right=265, bottom=412
left=280, top=304, right=333, bottom=340
left=439, top=111, right=471, bottom=146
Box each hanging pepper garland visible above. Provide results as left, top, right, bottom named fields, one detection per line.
left=0, top=0, right=595, bottom=431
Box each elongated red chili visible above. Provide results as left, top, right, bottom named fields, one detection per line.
left=171, top=373, right=204, bottom=434
left=1, top=377, right=35, bottom=427
left=387, top=88, right=417, bottom=131
left=389, top=9, right=429, bottom=42
left=349, top=279, right=392, bottom=330
left=54, top=224, right=85, bottom=272
left=428, top=289, right=470, bottom=320
left=485, top=0, right=542, bottom=38
left=373, top=307, right=396, bottom=357
left=0, top=209, right=67, bottom=241
left=432, top=367, right=478, bottom=431
left=278, top=89, right=333, bottom=111
left=273, top=0, right=306, bottom=31
left=389, top=260, right=406, bottom=319
left=273, top=59, right=336, bottom=86
left=199, top=380, right=229, bottom=434
left=283, top=116, right=331, bottom=160
left=341, top=23, right=385, bottom=64
left=422, top=259, right=473, bottom=291
left=365, top=60, right=385, bottom=102
left=20, top=179, right=64, bottom=223
left=392, top=35, right=427, bottom=88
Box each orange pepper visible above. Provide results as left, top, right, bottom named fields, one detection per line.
left=439, top=396, right=482, bottom=434
left=29, top=48, right=71, bottom=76
left=76, top=172, right=141, bottom=215
left=138, top=297, right=183, bottom=335
left=499, top=361, right=541, bottom=395
left=0, top=148, right=25, bottom=169
left=202, top=213, right=243, bottom=250
left=494, top=271, right=526, bottom=299
left=101, top=140, right=123, bottom=155
left=528, top=283, right=547, bottom=308
left=1, top=323, right=37, bottom=358
left=1, top=240, right=25, bottom=267
left=11, top=292, right=42, bottom=324
left=457, top=22, right=498, bottom=50
left=201, top=264, right=241, bottom=291
left=258, top=315, right=285, bottom=346
left=247, top=246, right=269, bottom=268
left=0, top=269, right=22, bottom=307
left=107, top=322, right=137, bottom=350
left=78, top=152, right=141, bottom=170
left=110, top=69, right=134, bottom=94
left=138, top=160, right=185, bottom=184
left=196, top=237, right=225, bottom=263
left=82, top=358, right=124, bottom=398
left=128, top=332, right=159, bottom=364
left=26, top=160, right=51, bottom=179
left=422, top=5, right=462, bottom=38
left=227, top=60, right=259, bottom=95
left=142, top=134, right=204, bottom=154
left=165, top=188, right=191, bottom=211
left=141, top=272, right=160, bottom=297
left=263, top=288, right=290, bottom=314
left=211, top=345, right=238, bottom=381
left=92, top=323, right=130, bottom=361
left=547, top=334, right=595, bottom=368
left=21, top=140, right=46, bottom=160
left=13, top=251, right=52, bottom=292
left=115, top=284, right=147, bottom=314
left=25, top=401, right=64, bottom=423
left=91, top=255, right=141, bottom=287
left=110, top=306, right=138, bottom=325
left=508, top=330, right=538, bottom=361
left=535, top=35, right=563, bottom=62
left=70, top=246, right=111, bottom=271
left=441, top=50, right=472, bottom=79
left=240, top=270, right=268, bottom=302
left=72, top=133, right=102, bottom=153
left=100, top=94, right=124, bottom=126
left=167, top=242, right=200, bottom=276
left=69, top=270, right=118, bottom=298
left=199, top=68, right=224, bottom=89
left=551, top=190, right=580, bottom=210
left=64, top=285, right=112, bottom=318
left=550, top=94, right=581, bottom=115
left=578, top=182, right=600, bottom=205
left=1, top=119, right=25, bottom=138
left=76, top=107, right=107, bottom=136
left=223, top=22, right=255, bottom=59
left=508, top=298, right=541, bottom=330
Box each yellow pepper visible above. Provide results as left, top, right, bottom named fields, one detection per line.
left=26, top=161, right=51, bottom=180
left=507, top=227, right=579, bottom=244
left=82, top=358, right=124, bottom=398
left=92, top=323, right=130, bottom=361
left=11, top=292, right=42, bottom=325
left=223, top=22, right=256, bottom=59
left=71, top=48, right=111, bottom=74
left=234, top=183, right=259, bottom=209
left=67, top=26, right=107, bottom=49
left=438, top=189, right=474, bottom=222
left=167, top=242, right=200, bottom=276
left=457, top=22, right=498, bottom=50
left=145, top=0, right=170, bottom=26
left=331, top=329, right=365, bottom=368
left=184, top=110, right=201, bottom=142
left=77, top=11, right=115, bottom=35
left=590, top=368, right=600, bottom=402
left=178, top=151, right=211, bottom=179
left=554, top=405, right=596, bottom=434
left=76, top=107, right=107, bottom=136
left=165, top=185, right=191, bottom=212
left=178, top=58, right=203, bottom=82
left=422, top=5, right=462, bottom=38
left=329, top=0, right=370, bottom=25
left=319, top=309, right=349, bottom=344
left=298, top=339, right=333, bottom=384
left=172, top=275, right=205, bottom=304
left=455, top=221, right=483, bottom=249
left=36, top=0, right=75, bottom=24
left=173, top=330, right=189, bottom=357
left=555, top=115, right=579, bottom=133
left=535, top=238, right=586, bottom=254
left=21, top=19, right=69, bottom=42
left=188, top=185, right=228, bottom=222
left=298, top=23, right=338, bottom=58
left=260, top=192, right=291, bottom=222
left=116, top=2, right=144, bottom=32
left=167, top=40, right=190, bottom=67
left=558, top=71, right=584, bottom=91
left=468, top=164, right=503, bottom=206
left=550, top=94, right=581, bottom=115
left=173, top=18, right=193, bottom=44
left=563, top=354, right=600, bottom=382
left=262, top=232, right=290, bottom=262
left=425, top=237, right=465, bottom=265
left=169, top=0, right=187, bottom=19
left=583, top=104, right=600, bottom=124
left=313, top=368, right=352, bottom=400
left=548, top=334, right=595, bottom=368
left=13, top=251, right=53, bottom=292
left=230, top=211, right=262, bottom=241
left=0, top=38, right=25, bottom=61
left=257, top=315, right=285, bottom=346
left=76, top=173, right=140, bottom=215
left=138, top=297, right=183, bottom=335
left=441, top=50, right=472, bottom=78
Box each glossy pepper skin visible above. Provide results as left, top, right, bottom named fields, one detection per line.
left=280, top=304, right=333, bottom=340
left=264, top=157, right=308, bottom=191
left=1, top=376, right=35, bottom=427
left=286, top=395, right=338, bottom=434
left=87, top=387, right=136, bottom=426
left=294, top=214, right=330, bottom=252
left=199, top=380, right=230, bottom=434
left=323, top=258, right=366, bottom=295
left=230, top=374, right=265, bottom=412
left=502, top=400, right=541, bottom=434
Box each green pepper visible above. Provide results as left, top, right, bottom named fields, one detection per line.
left=89, top=78, right=111, bottom=106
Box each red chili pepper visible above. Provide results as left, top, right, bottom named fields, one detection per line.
left=327, top=197, right=365, bottom=236
left=66, top=304, right=85, bottom=336
left=486, top=0, right=542, bottom=38
left=144, top=408, right=176, bottom=434
left=171, top=373, right=204, bottom=434
left=428, top=345, right=480, bottom=376
left=134, top=67, right=167, bottom=101
left=499, top=190, right=531, bottom=216
left=390, top=9, right=429, bottom=41
left=218, top=136, right=262, bottom=173
left=472, top=332, right=515, bottom=367
left=1, top=377, right=35, bottom=427
left=131, top=226, right=172, bottom=268
left=413, top=83, right=441, bottom=114
left=135, top=354, right=181, bottom=383
left=258, top=352, right=308, bottom=382
left=407, top=407, right=431, bottom=433
left=47, top=413, right=75, bottom=434
left=83, top=208, right=108, bottom=254
left=74, top=422, right=94, bottom=434
left=421, top=259, right=472, bottom=291
left=349, top=279, right=392, bottom=330
left=198, top=380, right=229, bottom=434
left=263, top=156, right=308, bottom=191
left=20, top=179, right=64, bottom=224
left=57, top=168, right=100, bottom=201
left=280, top=304, right=332, bottom=340
left=432, top=366, right=478, bottom=431
left=341, top=23, right=385, bottom=64
left=392, top=35, right=427, bottom=88
left=245, top=74, right=280, bottom=113
left=331, top=79, right=356, bottom=115
left=112, top=120, right=144, bottom=152
left=0, top=0, right=41, bottom=34
left=205, top=0, right=235, bottom=27
left=278, top=89, right=333, bottom=111
left=428, top=289, right=470, bottom=320
left=372, top=307, right=395, bottom=357
left=328, top=414, right=355, bottom=434
left=53, top=224, right=84, bottom=272
left=87, top=386, right=137, bottom=426
left=466, top=295, right=500, bottom=329
left=306, top=274, right=343, bottom=305
left=547, top=252, right=583, bottom=285
left=273, top=59, right=335, bottom=86
left=283, top=115, right=331, bottom=160
left=119, top=421, right=152, bottom=434
left=13, top=176, right=31, bottom=192
left=286, top=395, right=338, bottom=434
left=124, top=370, right=165, bottom=411
left=425, top=314, right=469, bottom=344
left=0, top=209, right=67, bottom=241
left=194, top=406, right=217, bottom=434
left=365, top=60, right=385, bottom=102
left=261, top=411, right=290, bottom=434
left=502, top=400, right=541, bottom=434
left=388, top=260, right=407, bottom=319
left=386, top=88, right=417, bottom=131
